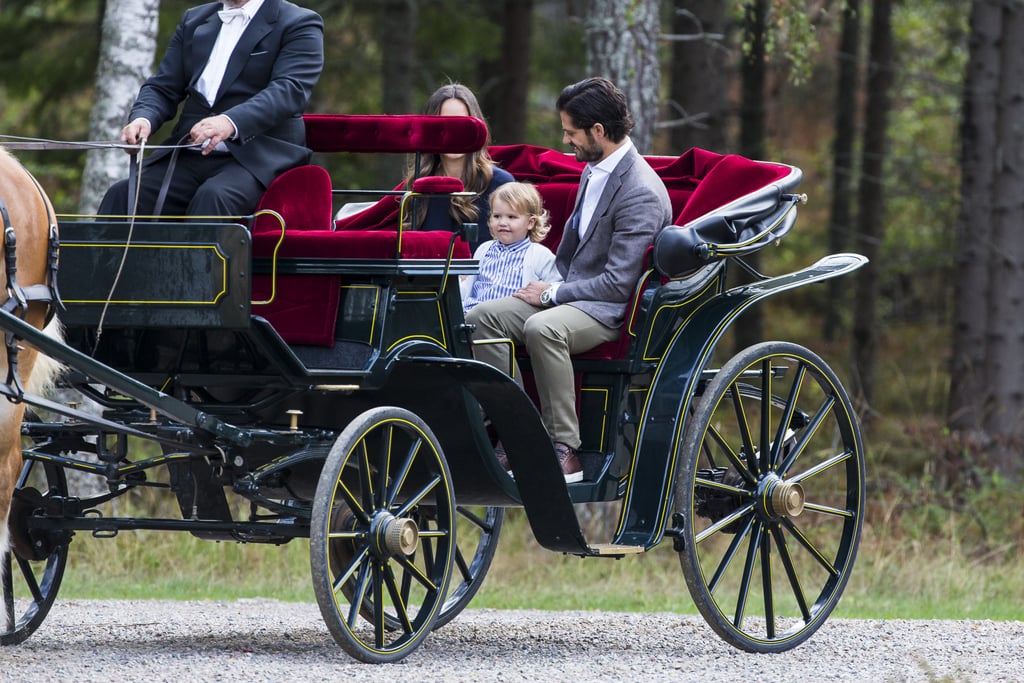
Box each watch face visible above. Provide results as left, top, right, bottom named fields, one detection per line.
left=541, top=288, right=551, bottom=305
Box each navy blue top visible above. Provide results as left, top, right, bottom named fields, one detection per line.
left=419, top=166, right=515, bottom=251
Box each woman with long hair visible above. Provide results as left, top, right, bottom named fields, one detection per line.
left=403, top=83, right=513, bottom=250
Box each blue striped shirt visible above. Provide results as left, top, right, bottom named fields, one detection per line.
left=463, top=238, right=531, bottom=311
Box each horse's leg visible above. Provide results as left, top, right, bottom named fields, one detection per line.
left=0, top=398, right=27, bottom=562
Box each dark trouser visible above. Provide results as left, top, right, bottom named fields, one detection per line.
left=97, top=150, right=265, bottom=220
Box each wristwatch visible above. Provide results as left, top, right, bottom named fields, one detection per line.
left=540, top=287, right=554, bottom=307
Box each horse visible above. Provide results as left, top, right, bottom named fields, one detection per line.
left=0, top=149, right=63, bottom=568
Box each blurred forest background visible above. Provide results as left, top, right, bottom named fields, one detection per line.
left=1, top=0, right=1022, bottom=564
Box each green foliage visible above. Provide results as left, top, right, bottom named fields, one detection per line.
left=733, top=0, right=824, bottom=85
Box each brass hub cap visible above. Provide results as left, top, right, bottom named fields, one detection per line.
left=383, top=516, right=419, bottom=556
left=769, top=480, right=806, bottom=518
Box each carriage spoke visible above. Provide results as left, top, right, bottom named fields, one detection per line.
left=385, top=438, right=422, bottom=508
left=760, top=530, right=775, bottom=639
left=695, top=474, right=750, bottom=498
left=706, top=424, right=757, bottom=486
left=778, top=396, right=835, bottom=476
left=382, top=564, right=413, bottom=635
left=708, top=516, right=755, bottom=593
left=771, top=363, right=806, bottom=469
left=759, top=360, right=772, bottom=475
left=781, top=518, right=839, bottom=577
left=393, top=553, right=440, bottom=592
left=788, top=449, right=853, bottom=485
left=729, top=383, right=758, bottom=476
left=372, top=563, right=386, bottom=648
left=15, top=556, right=44, bottom=603
left=393, top=475, right=442, bottom=518
left=375, top=424, right=394, bottom=506
left=734, top=522, right=763, bottom=628
left=771, top=525, right=811, bottom=620
left=334, top=486, right=368, bottom=525
left=694, top=502, right=756, bottom=545
left=802, top=501, right=855, bottom=518
left=346, top=560, right=372, bottom=630
left=358, top=440, right=375, bottom=513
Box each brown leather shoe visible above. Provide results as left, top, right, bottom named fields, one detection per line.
left=554, top=442, right=583, bottom=483
left=493, top=442, right=512, bottom=475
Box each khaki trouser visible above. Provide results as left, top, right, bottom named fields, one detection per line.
left=466, top=297, right=618, bottom=449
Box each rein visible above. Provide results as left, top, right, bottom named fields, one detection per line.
left=0, top=135, right=199, bottom=152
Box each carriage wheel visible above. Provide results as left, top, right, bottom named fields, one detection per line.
left=310, top=406, right=455, bottom=663
left=326, top=504, right=503, bottom=632
left=2, top=456, right=71, bottom=646
left=674, top=341, right=864, bottom=653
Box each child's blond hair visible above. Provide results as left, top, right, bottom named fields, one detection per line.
left=489, top=182, right=551, bottom=243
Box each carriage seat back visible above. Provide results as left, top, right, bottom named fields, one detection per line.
left=487, top=145, right=799, bottom=363
left=252, top=115, right=487, bottom=346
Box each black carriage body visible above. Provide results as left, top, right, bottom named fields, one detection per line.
left=3, top=115, right=869, bottom=659
left=51, top=217, right=729, bottom=512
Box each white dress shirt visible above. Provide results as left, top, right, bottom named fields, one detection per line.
left=197, top=0, right=265, bottom=107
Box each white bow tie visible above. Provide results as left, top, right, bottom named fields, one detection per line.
left=218, top=7, right=246, bottom=24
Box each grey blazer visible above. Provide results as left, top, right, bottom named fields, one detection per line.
left=554, top=145, right=673, bottom=328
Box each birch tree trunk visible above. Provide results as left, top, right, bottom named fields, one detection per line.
left=584, top=0, right=661, bottom=153
left=79, top=0, right=159, bottom=215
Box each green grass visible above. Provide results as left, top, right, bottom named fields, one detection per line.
left=57, top=508, right=1024, bottom=621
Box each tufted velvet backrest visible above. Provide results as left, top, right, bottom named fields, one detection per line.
left=303, top=114, right=488, bottom=155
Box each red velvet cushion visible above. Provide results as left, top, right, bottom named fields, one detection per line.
left=412, top=176, right=465, bottom=193
left=252, top=229, right=470, bottom=260
left=334, top=192, right=402, bottom=231
left=252, top=165, right=333, bottom=233
left=666, top=149, right=792, bottom=225
left=304, top=115, right=488, bottom=155
left=532, top=183, right=580, bottom=251
left=252, top=274, right=341, bottom=346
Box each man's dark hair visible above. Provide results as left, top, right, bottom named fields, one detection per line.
left=556, top=77, right=634, bottom=143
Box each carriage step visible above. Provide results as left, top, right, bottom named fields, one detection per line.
left=590, top=544, right=645, bottom=556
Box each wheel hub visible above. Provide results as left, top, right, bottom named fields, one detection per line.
left=371, top=512, right=419, bottom=557
left=767, top=479, right=805, bottom=518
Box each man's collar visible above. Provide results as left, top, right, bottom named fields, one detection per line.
left=589, top=137, right=633, bottom=175
left=223, top=0, right=264, bottom=19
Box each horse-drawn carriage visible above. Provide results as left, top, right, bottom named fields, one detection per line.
left=0, top=114, right=866, bottom=663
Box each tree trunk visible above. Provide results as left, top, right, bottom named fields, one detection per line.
left=479, top=0, right=532, bottom=145
left=79, top=0, right=159, bottom=215
left=947, top=1, right=1001, bottom=434
left=851, top=0, right=895, bottom=418
left=824, top=0, right=861, bottom=341
left=733, top=0, right=767, bottom=354
left=378, top=0, right=417, bottom=187
left=585, top=0, right=661, bottom=153
left=667, top=1, right=729, bottom=154
left=979, top=4, right=1024, bottom=479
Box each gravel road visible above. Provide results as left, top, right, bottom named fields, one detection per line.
left=3, top=600, right=1020, bottom=682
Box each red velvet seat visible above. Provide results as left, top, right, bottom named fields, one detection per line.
left=251, top=115, right=485, bottom=346
left=488, top=145, right=794, bottom=362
